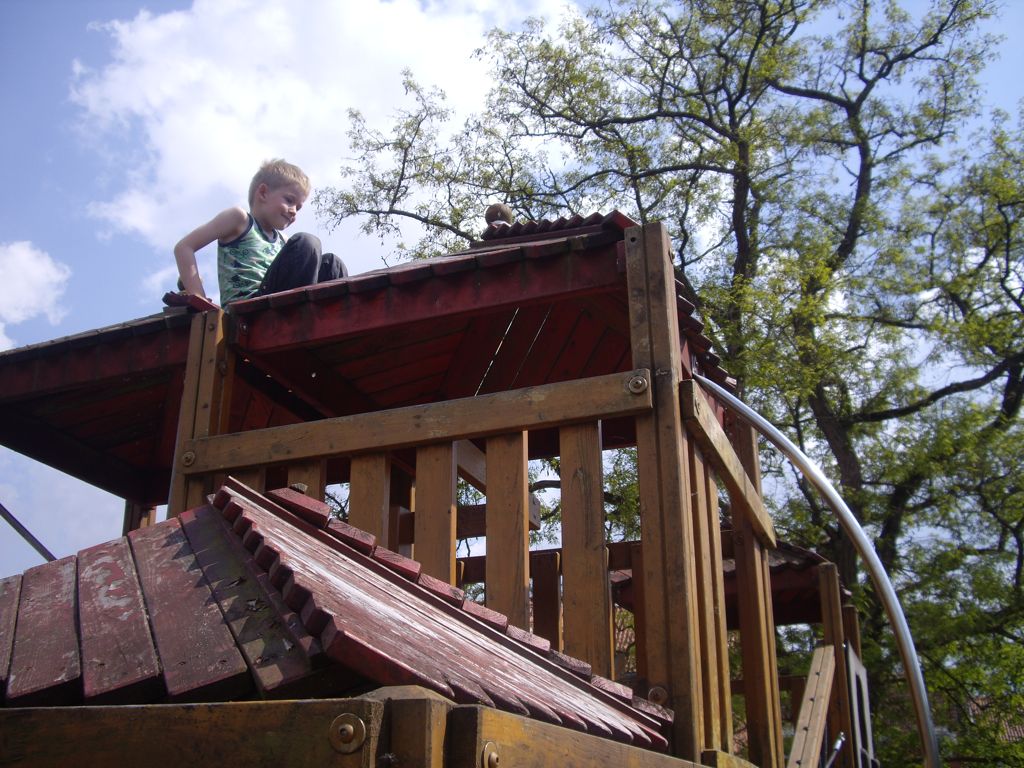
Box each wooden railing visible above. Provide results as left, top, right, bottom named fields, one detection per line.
left=164, top=223, right=863, bottom=768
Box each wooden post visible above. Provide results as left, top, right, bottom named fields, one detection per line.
left=819, top=563, right=855, bottom=768
left=625, top=222, right=703, bottom=758
left=731, top=420, right=784, bottom=768
left=286, top=460, right=325, bottom=501
left=349, top=453, right=392, bottom=543
left=414, top=442, right=458, bottom=584
left=168, top=309, right=227, bottom=515
left=484, top=431, right=530, bottom=629
left=531, top=550, right=562, bottom=650
left=121, top=501, right=157, bottom=535
left=560, top=422, right=614, bottom=678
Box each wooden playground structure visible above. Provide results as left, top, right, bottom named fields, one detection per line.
left=0, top=215, right=875, bottom=767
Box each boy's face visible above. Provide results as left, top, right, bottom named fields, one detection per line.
left=255, top=182, right=308, bottom=231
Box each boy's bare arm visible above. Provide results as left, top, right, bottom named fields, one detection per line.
left=173, top=207, right=249, bottom=297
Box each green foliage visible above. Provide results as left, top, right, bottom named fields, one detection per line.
left=317, top=1, right=1023, bottom=763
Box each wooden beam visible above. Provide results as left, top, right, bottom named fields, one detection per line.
left=168, top=310, right=226, bottom=514
left=731, top=420, right=784, bottom=768
left=680, top=380, right=775, bottom=547
left=484, top=432, right=531, bottom=629
left=183, top=369, right=652, bottom=476
left=348, top=453, right=392, bottom=543
left=455, top=439, right=488, bottom=490
left=447, top=705, right=692, bottom=768
left=286, top=460, right=326, bottom=501
left=0, top=697, right=384, bottom=768
left=560, top=421, right=614, bottom=678
left=625, top=222, right=703, bottom=758
left=414, top=442, right=458, bottom=584
left=121, top=501, right=157, bottom=535
left=786, top=645, right=836, bottom=768
left=531, top=550, right=562, bottom=651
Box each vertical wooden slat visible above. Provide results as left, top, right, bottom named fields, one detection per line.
left=819, top=563, right=855, bottom=768
left=688, top=441, right=725, bottom=751
left=6, top=557, right=80, bottom=706
left=414, top=442, right=458, bottom=584
left=0, top=574, right=23, bottom=702
left=560, top=422, right=614, bottom=677
left=630, top=542, right=648, bottom=683
left=349, top=453, right=392, bottom=543
left=531, top=550, right=562, bottom=650
left=732, top=421, right=784, bottom=768
left=286, top=459, right=326, bottom=501
left=703, top=464, right=734, bottom=750
left=485, top=431, right=530, bottom=629
left=843, top=604, right=862, bottom=659
left=625, top=222, right=703, bottom=758
left=78, top=538, right=162, bottom=703
left=233, top=467, right=267, bottom=493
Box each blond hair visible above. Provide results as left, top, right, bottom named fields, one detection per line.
left=247, top=158, right=310, bottom=207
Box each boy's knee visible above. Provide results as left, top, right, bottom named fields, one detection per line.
left=287, top=232, right=322, bottom=254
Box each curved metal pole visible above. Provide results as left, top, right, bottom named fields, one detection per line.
left=694, top=374, right=940, bottom=768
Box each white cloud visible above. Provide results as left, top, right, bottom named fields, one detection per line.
left=70, top=0, right=576, bottom=294
left=0, top=241, right=72, bottom=351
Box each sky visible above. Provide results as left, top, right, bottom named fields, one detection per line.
left=1, top=0, right=1022, bottom=579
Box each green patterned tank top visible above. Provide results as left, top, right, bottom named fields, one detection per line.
left=217, top=214, right=283, bottom=304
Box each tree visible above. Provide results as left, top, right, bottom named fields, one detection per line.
left=316, top=1, right=1022, bottom=763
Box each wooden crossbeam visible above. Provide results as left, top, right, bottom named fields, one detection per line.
left=680, top=379, right=776, bottom=548
left=181, top=369, right=652, bottom=476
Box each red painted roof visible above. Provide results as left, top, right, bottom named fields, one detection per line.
left=0, top=479, right=671, bottom=748
left=0, top=211, right=730, bottom=504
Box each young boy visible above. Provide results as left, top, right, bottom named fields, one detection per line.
left=174, top=159, right=347, bottom=304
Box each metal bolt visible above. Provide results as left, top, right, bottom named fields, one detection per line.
left=648, top=686, right=669, bottom=705
left=181, top=451, right=196, bottom=467
left=328, top=713, right=366, bottom=754
left=481, top=741, right=499, bottom=768
left=627, top=373, right=649, bottom=394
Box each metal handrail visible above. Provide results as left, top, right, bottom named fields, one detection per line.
left=694, top=373, right=940, bottom=768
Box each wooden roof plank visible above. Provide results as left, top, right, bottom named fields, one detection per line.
left=128, top=518, right=252, bottom=702
left=504, top=301, right=581, bottom=389
left=476, top=303, right=552, bottom=395
left=440, top=310, right=517, bottom=400
left=0, top=575, right=21, bottom=703
left=178, top=505, right=322, bottom=696
left=6, top=556, right=81, bottom=706
left=77, top=537, right=163, bottom=704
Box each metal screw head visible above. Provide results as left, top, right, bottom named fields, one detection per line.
left=627, top=373, right=649, bottom=394
left=181, top=450, right=196, bottom=467
left=481, top=741, right=499, bottom=768
left=328, top=713, right=366, bottom=754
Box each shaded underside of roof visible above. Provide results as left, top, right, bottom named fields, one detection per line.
left=0, top=213, right=729, bottom=505
left=0, top=480, right=671, bottom=750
